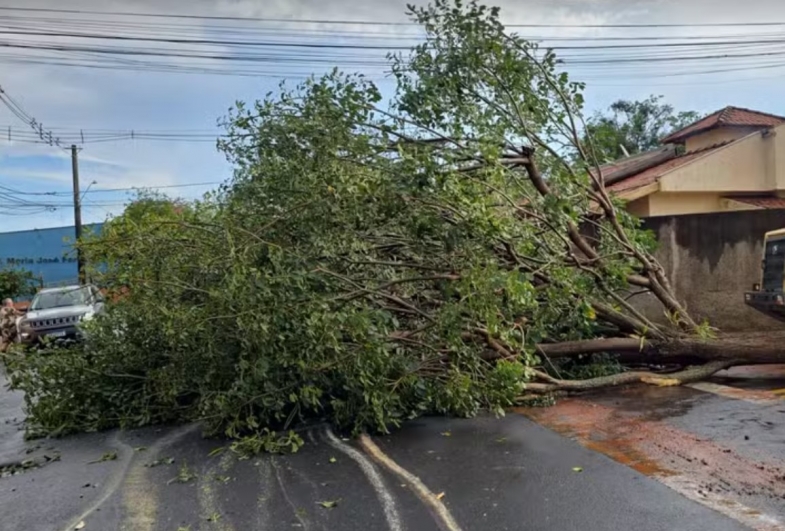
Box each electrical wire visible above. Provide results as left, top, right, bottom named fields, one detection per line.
left=1, top=8, right=785, bottom=83
left=0, top=181, right=222, bottom=196
left=2, top=5, right=785, bottom=28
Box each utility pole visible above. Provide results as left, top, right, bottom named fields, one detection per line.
left=71, top=144, right=85, bottom=284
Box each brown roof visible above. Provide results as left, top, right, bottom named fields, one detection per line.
left=595, top=146, right=676, bottom=186
left=662, top=106, right=785, bottom=144
left=607, top=143, right=730, bottom=195
left=724, top=196, right=785, bottom=209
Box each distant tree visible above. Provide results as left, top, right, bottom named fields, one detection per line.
left=80, top=191, right=195, bottom=287
left=585, top=95, right=700, bottom=163
left=0, top=268, right=38, bottom=301
left=119, top=192, right=188, bottom=224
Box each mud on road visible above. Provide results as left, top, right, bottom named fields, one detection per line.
left=519, top=365, right=785, bottom=531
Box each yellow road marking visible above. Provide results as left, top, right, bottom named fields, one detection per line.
left=686, top=382, right=782, bottom=403
left=197, top=452, right=237, bottom=531
left=325, top=429, right=403, bottom=531
left=358, top=434, right=464, bottom=531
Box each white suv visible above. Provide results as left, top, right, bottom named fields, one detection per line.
left=20, top=285, right=105, bottom=343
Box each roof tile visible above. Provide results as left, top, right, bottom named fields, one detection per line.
left=662, top=106, right=785, bottom=144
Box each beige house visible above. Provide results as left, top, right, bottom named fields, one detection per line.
left=603, top=107, right=785, bottom=330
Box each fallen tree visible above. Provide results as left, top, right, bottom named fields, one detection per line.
left=5, top=0, right=781, bottom=447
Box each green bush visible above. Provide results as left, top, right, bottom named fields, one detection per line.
left=0, top=268, right=38, bottom=301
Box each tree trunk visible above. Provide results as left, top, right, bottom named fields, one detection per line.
left=526, top=332, right=785, bottom=395
left=537, top=332, right=785, bottom=365
left=526, top=360, right=736, bottom=393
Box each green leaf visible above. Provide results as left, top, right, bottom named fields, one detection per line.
left=88, top=452, right=117, bottom=464
left=318, top=500, right=340, bottom=509
left=572, top=467, right=583, bottom=473
left=208, top=447, right=226, bottom=457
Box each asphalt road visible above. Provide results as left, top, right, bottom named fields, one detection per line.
left=0, top=385, right=750, bottom=531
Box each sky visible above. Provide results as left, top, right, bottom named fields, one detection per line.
left=2, top=0, right=785, bottom=231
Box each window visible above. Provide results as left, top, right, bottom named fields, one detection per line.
left=31, top=287, right=92, bottom=311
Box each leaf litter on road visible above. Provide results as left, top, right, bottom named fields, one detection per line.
left=317, top=500, right=340, bottom=509
left=87, top=452, right=117, bottom=464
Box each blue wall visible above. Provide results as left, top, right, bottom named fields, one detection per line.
left=0, top=224, right=103, bottom=287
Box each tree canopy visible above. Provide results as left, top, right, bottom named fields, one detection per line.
left=584, top=95, right=700, bottom=163
left=0, top=268, right=37, bottom=302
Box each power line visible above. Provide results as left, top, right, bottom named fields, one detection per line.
left=5, top=38, right=785, bottom=67
left=8, top=28, right=785, bottom=51
left=7, top=12, right=785, bottom=42
left=0, top=181, right=222, bottom=197
left=0, top=29, right=410, bottom=50
left=1, top=5, right=785, bottom=28
left=2, top=10, right=785, bottom=83
left=0, top=85, right=66, bottom=148
left=0, top=6, right=413, bottom=26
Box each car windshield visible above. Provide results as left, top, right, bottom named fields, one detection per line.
left=31, top=288, right=91, bottom=311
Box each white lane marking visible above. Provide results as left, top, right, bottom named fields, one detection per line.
left=324, top=428, right=404, bottom=531
left=197, top=451, right=236, bottom=531
left=358, top=434, right=464, bottom=531
left=256, top=458, right=274, bottom=530
left=60, top=431, right=134, bottom=531
left=271, top=457, right=310, bottom=530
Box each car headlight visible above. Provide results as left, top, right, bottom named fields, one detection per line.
left=80, top=310, right=95, bottom=322
left=17, top=318, right=31, bottom=339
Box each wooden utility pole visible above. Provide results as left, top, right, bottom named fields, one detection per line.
left=71, top=144, right=85, bottom=284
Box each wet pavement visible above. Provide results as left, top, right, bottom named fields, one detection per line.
left=0, top=381, right=24, bottom=467
left=0, top=367, right=783, bottom=530
left=520, top=366, right=785, bottom=531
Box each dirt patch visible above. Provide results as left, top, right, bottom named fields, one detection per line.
left=517, top=398, right=785, bottom=530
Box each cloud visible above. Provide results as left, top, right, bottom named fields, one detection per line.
left=0, top=164, right=177, bottom=190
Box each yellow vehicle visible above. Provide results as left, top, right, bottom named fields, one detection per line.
left=745, top=228, right=785, bottom=320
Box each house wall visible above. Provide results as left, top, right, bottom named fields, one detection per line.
left=685, top=126, right=762, bottom=152
left=633, top=209, right=785, bottom=331
left=769, top=123, right=785, bottom=190
left=660, top=132, right=769, bottom=193
left=626, top=196, right=650, bottom=217
left=646, top=192, right=722, bottom=216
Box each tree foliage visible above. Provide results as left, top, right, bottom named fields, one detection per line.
left=6, top=0, right=722, bottom=447
left=0, top=268, right=38, bottom=301
left=584, top=95, right=700, bottom=162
